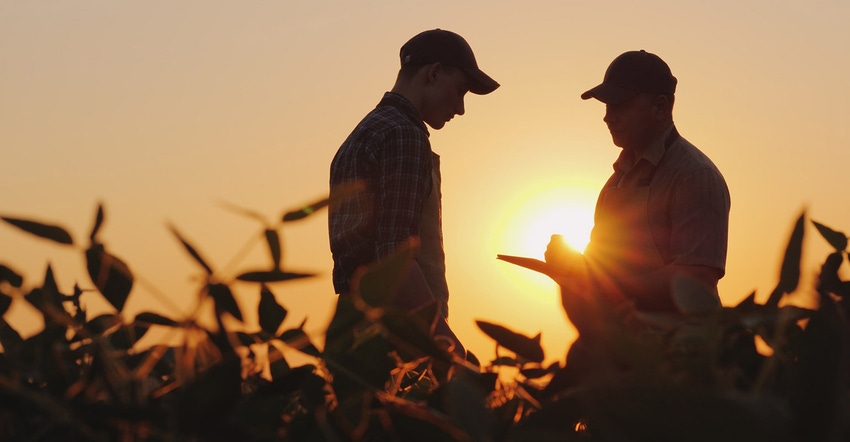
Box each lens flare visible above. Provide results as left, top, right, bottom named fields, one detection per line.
left=492, top=179, right=597, bottom=299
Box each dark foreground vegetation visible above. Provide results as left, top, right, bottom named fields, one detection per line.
left=0, top=200, right=847, bottom=441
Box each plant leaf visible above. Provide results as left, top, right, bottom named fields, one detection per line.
left=236, top=331, right=259, bottom=347
left=491, top=356, right=519, bottom=367
left=476, top=320, right=544, bottom=363
left=267, top=344, right=291, bottom=380
left=767, top=212, right=805, bottom=307
left=812, top=220, right=848, bottom=252
left=279, top=326, right=320, bottom=357
left=258, top=285, right=287, bottom=335
left=1, top=216, right=73, bottom=245
left=86, top=313, right=123, bottom=335
left=134, top=311, right=180, bottom=327
left=0, top=319, right=23, bottom=357
left=0, top=264, right=23, bottom=288
left=0, top=292, right=12, bottom=316
left=282, top=197, right=329, bottom=222
left=671, top=273, right=721, bottom=315
left=351, top=239, right=417, bottom=308
left=258, top=363, right=315, bottom=397
left=208, top=283, right=243, bottom=322
left=216, top=199, right=268, bottom=224
left=176, top=357, right=242, bottom=433
left=734, top=291, right=757, bottom=311
left=109, top=323, right=149, bottom=351
left=381, top=310, right=448, bottom=362
left=24, top=265, right=72, bottom=325
left=236, top=269, right=314, bottom=283
left=89, top=203, right=105, bottom=242
left=168, top=224, right=213, bottom=275
left=264, top=229, right=282, bottom=268
left=85, top=243, right=134, bottom=312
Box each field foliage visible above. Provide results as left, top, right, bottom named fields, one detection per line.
left=0, top=201, right=848, bottom=441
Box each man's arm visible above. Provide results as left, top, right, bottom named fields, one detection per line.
left=608, top=264, right=722, bottom=312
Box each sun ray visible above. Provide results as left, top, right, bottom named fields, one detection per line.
left=492, top=179, right=598, bottom=298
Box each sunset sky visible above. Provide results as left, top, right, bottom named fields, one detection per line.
left=2, top=1, right=849, bottom=364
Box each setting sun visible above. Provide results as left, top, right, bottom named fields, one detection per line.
left=491, top=179, right=598, bottom=297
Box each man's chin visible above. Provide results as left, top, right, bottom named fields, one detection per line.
left=426, top=121, right=447, bottom=130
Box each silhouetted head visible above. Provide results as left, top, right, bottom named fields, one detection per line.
left=583, top=50, right=677, bottom=152
left=400, top=29, right=499, bottom=95
left=581, top=50, right=676, bottom=105
left=392, top=29, right=499, bottom=130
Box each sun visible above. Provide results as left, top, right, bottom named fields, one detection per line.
left=491, top=179, right=598, bottom=297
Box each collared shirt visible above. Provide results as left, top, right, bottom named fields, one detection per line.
left=602, top=124, right=730, bottom=274
left=613, top=125, right=674, bottom=188
left=329, top=92, right=433, bottom=294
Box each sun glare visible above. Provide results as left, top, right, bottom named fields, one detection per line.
left=492, top=180, right=598, bottom=298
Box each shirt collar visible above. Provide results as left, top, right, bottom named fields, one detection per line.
left=613, top=124, right=675, bottom=174
left=378, top=92, right=430, bottom=137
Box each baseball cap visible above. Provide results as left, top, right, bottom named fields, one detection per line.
left=581, top=50, right=677, bottom=104
left=400, top=29, right=500, bottom=95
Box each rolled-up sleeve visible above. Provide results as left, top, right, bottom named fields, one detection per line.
left=669, top=167, right=731, bottom=274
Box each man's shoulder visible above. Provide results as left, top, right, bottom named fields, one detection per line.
left=348, top=103, right=425, bottom=143
left=667, top=135, right=724, bottom=176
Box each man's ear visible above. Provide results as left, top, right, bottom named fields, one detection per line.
left=425, top=62, right=443, bottom=84
left=652, top=95, right=671, bottom=118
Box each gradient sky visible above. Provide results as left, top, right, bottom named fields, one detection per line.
left=2, top=1, right=849, bottom=364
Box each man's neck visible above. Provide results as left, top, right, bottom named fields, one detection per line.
left=625, top=123, right=675, bottom=159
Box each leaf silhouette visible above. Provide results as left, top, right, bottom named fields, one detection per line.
left=216, top=199, right=268, bottom=224
left=734, top=291, right=757, bottom=311
left=208, top=283, right=242, bottom=321
left=671, top=273, right=721, bottom=315
left=258, top=285, right=287, bottom=335
left=351, top=239, right=417, bottom=308
left=279, top=325, right=320, bottom=357
left=282, top=197, right=329, bottom=222
left=134, top=311, right=180, bottom=327
left=109, top=323, right=150, bottom=351
left=168, top=224, right=214, bottom=275
left=767, top=212, right=805, bottom=307
left=381, top=310, right=448, bottom=362
left=176, top=357, right=242, bottom=434
left=85, top=243, right=134, bottom=312
left=520, top=361, right=560, bottom=379
left=0, top=292, right=12, bottom=316
left=476, top=320, right=545, bottom=363
left=89, top=203, right=105, bottom=242
left=236, top=331, right=259, bottom=347
left=0, top=320, right=23, bottom=359
left=491, top=356, right=520, bottom=367
left=86, top=313, right=123, bottom=335
left=236, top=269, right=314, bottom=283
left=812, top=220, right=848, bottom=252
left=1, top=216, right=73, bottom=245
left=264, top=229, right=282, bottom=269
left=25, top=266, right=73, bottom=325
left=0, top=264, right=23, bottom=288
left=267, top=344, right=291, bottom=381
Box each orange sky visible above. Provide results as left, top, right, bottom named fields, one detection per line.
left=2, top=1, right=849, bottom=365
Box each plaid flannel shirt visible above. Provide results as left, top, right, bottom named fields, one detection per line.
left=329, top=92, right=433, bottom=294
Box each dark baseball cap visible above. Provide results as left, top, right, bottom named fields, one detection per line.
left=581, top=50, right=677, bottom=104
left=400, top=29, right=500, bottom=95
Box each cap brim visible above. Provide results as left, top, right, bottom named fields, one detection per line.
left=463, top=67, right=500, bottom=95
left=581, top=83, right=639, bottom=104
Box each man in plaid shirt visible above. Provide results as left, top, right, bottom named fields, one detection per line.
left=328, top=29, right=498, bottom=360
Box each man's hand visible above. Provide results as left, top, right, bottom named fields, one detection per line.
left=544, top=234, right=583, bottom=275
